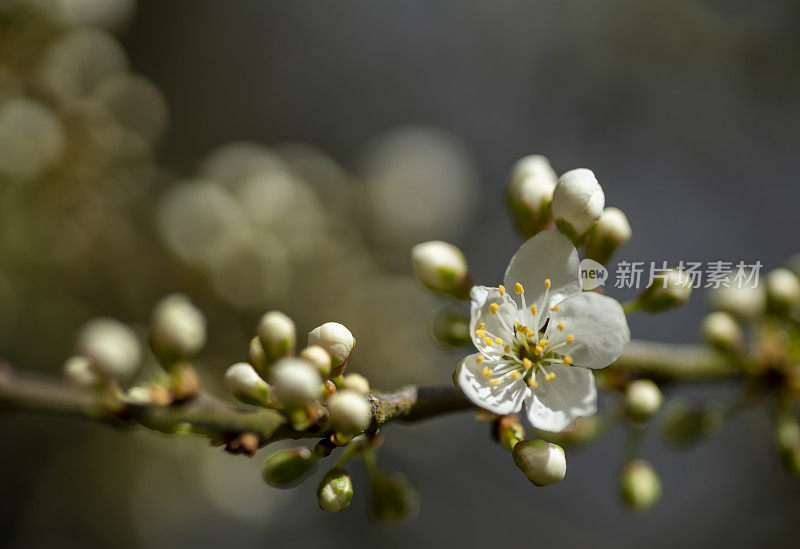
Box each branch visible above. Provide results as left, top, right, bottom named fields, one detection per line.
left=0, top=339, right=739, bottom=451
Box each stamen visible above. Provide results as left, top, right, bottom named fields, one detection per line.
left=545, top=372, right=556, bottom=381
left=530, top=305, right=537, bottom=316
left=482, top=366, right=493, bottom=378
left=557, top=323, right=565, bottom=331
left=498, top=285, right=506, bottom=296
left=478, top=322, right=485, bottom=330
left=483, top=336, right=493, bottom=346
left=534, top=345, right=543, bottom=356
left=489, top=303, right=500, bottom=314
left=489, top=379, right=500, bottom=386
left=475, top=328, right=486, bottom=338
left=522, top=358, right=533, bottom=370
left=510, top=371, right=522, bottom=379
left=476, top=355, right=484, bottom=364
left=504, top=345, right=511, bottom=353
left=544, top=279, right=551, bottom=289
left=494, top=337, right=503, bottom=345
left=563, top=355, right=573, bottom=365
left=539, top=338, right=548, bottom=347
left=550, top=305, right=560, bottom=312
left=566, top=335, right=575, bottom=344
left=515, top=283, right=524, bottom=294
left=527, top=377, right=539, bottom=389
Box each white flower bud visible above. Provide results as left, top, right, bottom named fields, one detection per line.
left=700, top=311, right=743, bottom=353
left=586, top=207, right=631, bottom=264
left=709, top=283, right=765, bottom=319
left=512, top=439, right=567, bottom=487
left=625, top=379, right=663, bottom=421
left=317, top=468, right=354, bottom=512
left=76, top=318, right=141, bottom=380
left=248, top=336, right=267, bottom=372
left=308, top=322, right=355, bottom=371
left=410, top=240, right=469, bottom=294
left=63, top=355, right=100, bottom=388
left=506, top=155, right=557, bottom=238
left=150, top=294, right=207, bottom=361
left=620, top=460, right=661, bottom=512
left=256, top=311, right=296, bottom=363
left=341, top=373, right=370, bottom=394
left=638, top=269, right=692, bottom=312
left=766, top=268, right=800, bottom=313
left=551, top=168, right=605, bottom=237
left=225, top=362, right=269, bottom=401
left=298, top=345, right=332, bottom=378
left=327, top=389, right=372, bottom=436
left=271, top=358, right=323, bottom=406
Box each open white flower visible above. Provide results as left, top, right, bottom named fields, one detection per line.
left=457, top=230, right=630, bottom=432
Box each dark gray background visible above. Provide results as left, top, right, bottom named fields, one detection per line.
left=3, top=1, right=800, bottom=547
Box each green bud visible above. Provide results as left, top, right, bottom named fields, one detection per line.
left=620, top=460, right=661, bottom=512
left=257, top=311, right=296, bottom=364
left=512, top=439, right=566, bottom=487
left=625, top=379, right=662, bottom=422
left=431, top=310, right=471, bottom=347
left=370, top=470, right=420, bottom=522
left=700, top=311, right=743, bottom=353
left=585, top=207, right=632, bottom=265
left=661, top=399, right=723, bottom=448
left=317, top=468, right=354, bottom=512
left=637, top=269, right=692, bottom=313
left=497, top=415, right=525, bottom=451
left=261, top=446, right=316, bottom=488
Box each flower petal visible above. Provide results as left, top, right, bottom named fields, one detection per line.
left=524, top=365, right=597, bottom=432
left=457, top=354, right=528, bottom=415
left=546, top=291, right=630, bottom=369
left=503, top=230, right=580, bottom=323
left=469, top=285, right=518, bottom=358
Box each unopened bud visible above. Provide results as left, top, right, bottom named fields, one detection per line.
left=585, top=207, right=631, bottom=264
left=308, top=322, right=355, bottom=375
left=126, top=383, right=172, bottom=406
left=298, top=345, right=332, bottom=379
left=341, top=373, right=370, bottom=394
left=620, top=460, right=661, bottom=512
left=271, top=357, right=323, bottom=407
left=63, top=355, right=101, bottom=388
left=512, top=439, right=567, bottom=487
left=370, top=470, right=420, bottom=522
left=637, top=269, right=692, bottom=312
left=431, top=310, right=471, bottom=347
left=700, top=311, right=743, bottom=353
left=169, top=361, right=201, bottom=401
left=248, top=336, right=267, bottom=374
left=710, top=283, right=765, bottom=319
left=327, top=389, right=372, bottom=437
left=261, top=446, right=316, bottom=488
left=552, top=168, right=605, bottom=238
left=625, top=379, right=662, bottom=421
left=76, top=318, right=141, bottom=381
left=225, top=362, right=271, bottom=405
left=497, top=415, right=525, bottom=451
left=317, top=468, right=354, bottom=512
left=661, top=399, right=723, bottom=448
left=410, top=240, right=469, bottom=296
left=506, top=155, right=557, bottom=238
left=150, top=294, right=207, bottom=363
left=257, top=311, right=296, bottom=364
left=765, top=268, right=800, bottom=315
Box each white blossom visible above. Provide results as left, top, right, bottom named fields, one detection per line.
left=457, top=230, right=630, bottom=431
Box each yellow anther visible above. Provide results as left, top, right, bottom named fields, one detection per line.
left=489, top=379, right=500, bottom=386
left=514, top=283, right=524, bottom=294
left=530, top=305, right=537, bottom=316
left=557, top=322, right=565, bottom=331
left=481, top=366, right=493, bottom=378
left=527, top=378, right=539, bottom=389
left=566, top=334, right=575, bottom=344
left=525, top=327, right=535, bottom=337
left=489, top=303, right=500, bottom=315
left=514, top=321, right=522, bottom=330
left=522, top=358, right=533, bottom=369
left=498, top=285, right=506, bottom=296
left=563, top=355, right=573, bottom=365
left=504, top=345, right=511, bottom=353
left=534, top=345, right=543, bottom=356
left=550, top=305, right=560, bottom=312
left=544, top=278, right=551, bottom=289
left=478, top=322, right=485, bottom=329
left=494, top=337, right=503, bottom=345
left=484, top=336, right=493, bottom=346
left=476, top=355, right=484, bottom=364
left=510, top=371, right=522, bottom=379
left=545, top=372, right=556, bottom=381
left=539, top=338, right=548, bottom=347
left=476, top=329, right=486, bottom=338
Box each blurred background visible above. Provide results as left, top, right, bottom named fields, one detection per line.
left=0, top=0, right=799, bottom=547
